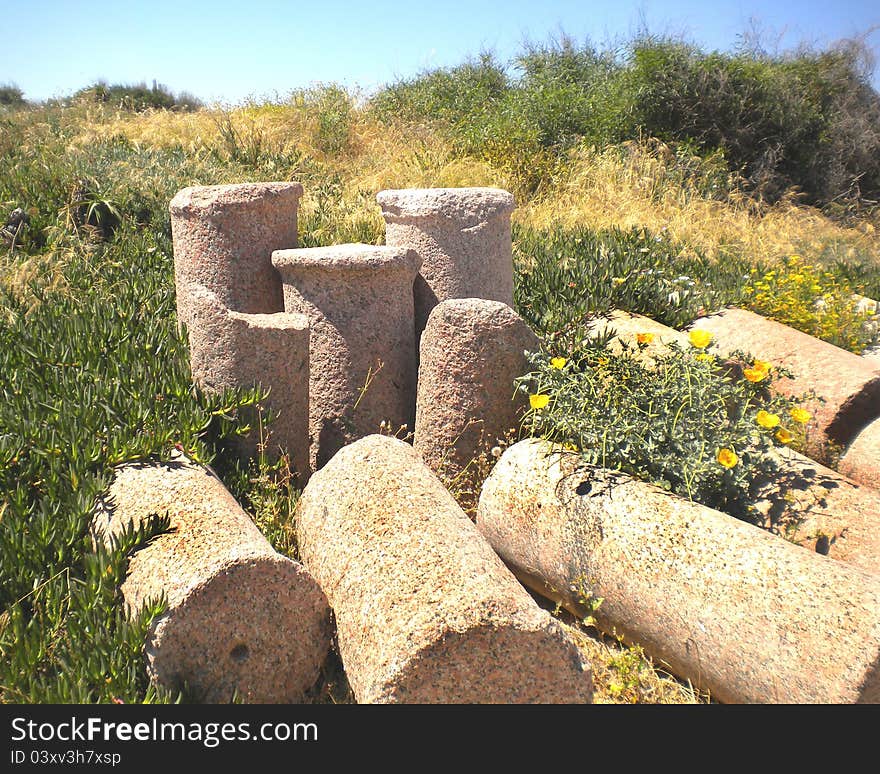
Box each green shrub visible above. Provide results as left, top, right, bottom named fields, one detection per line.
left=370, top=33, right=880, bottom=208
left=518, top=335, right=813, bottom=526
left=513, top=223, right=749, bottom=351
left=73, top=81, right=202, bottom=112
left=0, top=83, right=26, bottom=107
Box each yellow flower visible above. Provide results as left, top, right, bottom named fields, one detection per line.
left=597, top=357, right=609, bottom=367
left=695, top=353, right=713, bottom=362
left=529, top=394, right=550, bottom=410
left=752, top=359, right=771, bottom=374
left=550, top=356, right=567, bottom=369
left=716, top=448, right=738, bottom=468
left=636, top=332, right=655, bottom=345
left=688, top=329, right=713, bottom=349
left=743, top=367, right=768, bottom=383
left=755, top=410, right=780, bottom=429
left=789, top=407, right=811, bottom=424
left=612, top=277, right=625, bottom=286
left=775, top=427, right=793, bottom=444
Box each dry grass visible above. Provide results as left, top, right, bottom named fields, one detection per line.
left=64, top=104, right=880, bottom=272
left=520, top=140, right=880, bottom=266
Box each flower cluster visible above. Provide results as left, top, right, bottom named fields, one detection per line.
left=741, top=254, right=877, bottom=354
left=520, top=335, right=814, bottom=525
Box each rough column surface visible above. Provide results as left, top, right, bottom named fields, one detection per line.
left=414, top=298, right=539, bottom=486
left=272, top=244, right=421, bottom=471
left=187, top=284, right=310, bottom=482
left=377, top=187, right=516, bottom=339
left=170, top=182, right=302, bottom=333
left=295, top=434, right=594, bottom=704
left=91, top=453, right=331, bottom=703
left=839, top=416, right=880, bottom=489
left=753, top=445, right=880, bottom=574
left=477, top=439, right=880, bottom=704
left=691, top=307, right=880, bottom=458
left=585, top=311, right=880, bottom=573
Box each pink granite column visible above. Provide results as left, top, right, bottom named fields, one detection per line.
left=186, top=284, right=310, bottom=482
left=92, top=452, right=331, bottom=703
left=477, top=439, right=880, bottom=704
left=272, top=244, right=421, bottom=470
left=170, top=182, right=302, bottom=332
left=377, top=187, right=516, bottom=339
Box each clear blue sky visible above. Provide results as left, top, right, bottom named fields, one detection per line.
left=3, top=0, right=879, bottom=103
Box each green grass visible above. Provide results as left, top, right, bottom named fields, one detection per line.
left=1, top=32, right=879, bottom=704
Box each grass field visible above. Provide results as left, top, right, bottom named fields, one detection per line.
left=2, top=37, right=879, bottom=704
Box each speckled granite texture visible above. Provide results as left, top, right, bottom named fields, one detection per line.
left=170, top=182, right=302, bottom=333
left=691, top=307, right=880, bottom=460
left=477, top=438, right=880, bottom=704
left=839, top=416, right=880, bottom=490
left=272, top=244, right=421, bottom=471
left=296, top=434, right=594, bottom=704
left=414, top=298, right=539, bottom=487
left=187, top=283, right=310, bottom=482
left=377, top=187, right=515, bottom=339
left=92, top=453, right=330, bottom=703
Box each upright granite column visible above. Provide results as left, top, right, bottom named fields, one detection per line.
left=477, top=439, right=880, bottom=704
left=186, top=284, right=310, bottom=482
left=170, top=182, right=302, bottom=332
left=272, top=244, right=421, bottom=470
left=92, top=452, right=331, bottom=704
left=414, top=298, right=539, bottom=488
left=377, top=187, right=516, bottom=339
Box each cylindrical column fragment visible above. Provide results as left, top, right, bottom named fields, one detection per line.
left=839, top=416, right=880, bottom=490
left=92, top=453, right=331, bottom=703
left=296, top=434, right=594, bottom=704
left=414, top=298, right=539, bottom=488
left=477, top=439, right=880, bottom=704
left=272, top=244, right=421, bottom=471
left=377, top=187, right=516, bottom=338
left=170, top=182, right=303, bottom=332
left=754, top=445, right=880, bottom=575
left=186, top=284, right=310, bottom=482
left=691, top=308, right=880, bottom=458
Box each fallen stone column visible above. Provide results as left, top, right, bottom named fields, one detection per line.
left=272, top=244, right=421, bottom=471
left=296, top=434, right=594, bottom=704
left=92, top=453, right=331, bottom=703
left=170, top=182, right=302, bottom=333
left=578, top=311, right=880, bottom=573
left=839, top=416, right=880, bottom=490
left=377, top=187, right=516, bottom=338
left=477, top=438, right=880, bottom=704
left=414, top=298, right=539, bottom=489
left=754, top=445, right=880, bottom=575
left=186, top=284, right=310, bottom=480
left=691, top=307, right=880, bottom=459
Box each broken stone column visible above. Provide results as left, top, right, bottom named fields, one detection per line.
left=414, top=298, right=539, bottom=488
left=91, top=453, right=331, bottom=704
left=272, top=244, right=421, bottom=471
left=296, top=434, right=594, bottom=704
left=477, top=439, right=880, bottom=704
left=377, top=187, right=516, bottom=338
left=170, top=182, right=303, bottom=333
left=186, top=284, right=310, bottom=481
left=691, top=307, right=880, bottom=459
left=839, top=416, right=880, bottom=490
left=754, top=445, right=880, bottom=575
left=587, top=310, right=692, bottom=352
